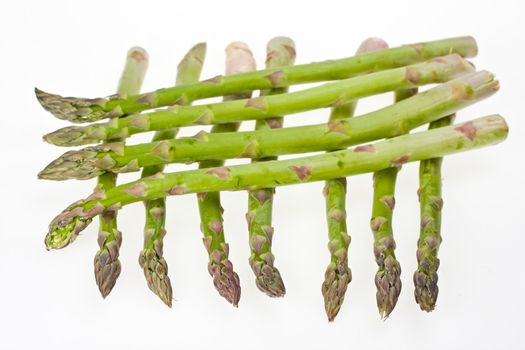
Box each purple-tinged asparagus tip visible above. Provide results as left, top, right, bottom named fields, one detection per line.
left=322, top=262, right=351, bottom=322
left=139, top=248, right=173, bottom=307
left=208, top=253, right=241, bottom=306
left=35, top=87, right=111, bottom=123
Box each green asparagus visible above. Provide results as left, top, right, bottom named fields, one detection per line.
left=43, top=54, right=473, bottom=147
left=94, top=47, right=149, bottom=298
left=198, top=42, right=256, bottom=306
left=247, top=37, right=295, bottom=298
left=44, top=115, right=508, bottom=254
left=371, top=86, right=419, bottom=319
left=35, top=36, right=477, bottom=123
left=322, top=37, right=389, bottom=321
left=414, top=114, right=455, bottom=312
left=39, top=71, right=498, bottom=181
left=138, top=43, right=206, bottom=307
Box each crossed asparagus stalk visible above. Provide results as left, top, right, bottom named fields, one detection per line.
left=37, top=36, right=507, bottom=321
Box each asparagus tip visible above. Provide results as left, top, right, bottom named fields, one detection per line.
left=35, top=87, right=109, bottom=123
left=322, top=262, right=351, bottom=322
left=414, top=270, right=438, bottom=312
left=94, top=254, right=122, bottom=298
left=139, top=249, right=174, bottom=307
left=375, top=255, right=402, bottom=320
left=254, top=265, right=286, bottom=298
left=45, top=216, right=89, bottom=250
left=45, top=201, right=103, bottom=250
left=208, top=258, right=241, bottom=306
left=43, top=126, right=95, bottom=147
left=413, top=242, right=441, bottom=312
left=39, top=149, right=104, bottom=181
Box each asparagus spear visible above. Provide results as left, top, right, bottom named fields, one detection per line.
left=198, top=42, right=256, bottom=307
left=138, top=43, right=206, bottom=307
left=39, top=71, right=498, bottom=181
left=35, top=36, right=477, bottom=123
left=44, top=115, right=508, bottom=253
left=371, top=86, right=419, bottom=319
left=247, top=37, right=295, bottom=298
left=322, top=37, right=389, bottom=321
left=414, top=114, right=455, bottom=312
left=94, top=47, right=148, bottom=298
left=43, top=54, right=473, bottom=146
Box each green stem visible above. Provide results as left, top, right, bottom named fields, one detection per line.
left=45, top=115, right=508, bottom=253
left=39, top=71, right=498, bottom=181
left=138, top=43, right=206, bottom=307
left=94, top=47, right=148, bottom=298
left=198, top=42, right=256, bottom=307
left=413, top=114, right=455, bottom=312
left=43, top=54, right=474, bottom=146
left=322, top=37, right=389, bottom=322
left=35, top=36, right=477, bottom=123
left=247, top=37, right=295, bottom=298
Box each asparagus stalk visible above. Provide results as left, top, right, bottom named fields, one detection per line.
left=94, top=47, right=148, bottom=298
left=39, top=71, right=498, bottom=181
left=44, top=115, right=508, bottom=254
left=43, top=54, right=474, bottom=146
left=322, top=37, right=389, bottom=321
left=247, top=37, right=295, bottom=298
left=35, top=36, right=477, bottom=123
left=198, top=42, right=256, bottom=307
left=413, top=114, right=455, bottom=312
left=371, top=85, right=419, bottom=319
left=138, top=43, right=206, bottom=307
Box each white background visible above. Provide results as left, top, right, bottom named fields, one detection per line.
left=1, top=1, right=524, bottom=349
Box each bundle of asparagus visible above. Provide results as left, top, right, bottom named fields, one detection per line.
left=37, top=35, right=507, bottom=321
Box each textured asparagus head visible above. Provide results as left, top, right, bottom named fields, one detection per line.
left=413, top=236, right=441, bottom=312
left=43, top=124, right=109, bottom=147
left=38, top=144, right=121, bottom=181
left=35, top=88, right=112, bottom=124
left=373, top=235, right=402, bottom=319
left=45, top=202, right=105, bottom=250
left=139, top=230, right=173, bottom=307
left=94, top=226, right=123, bottom=298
